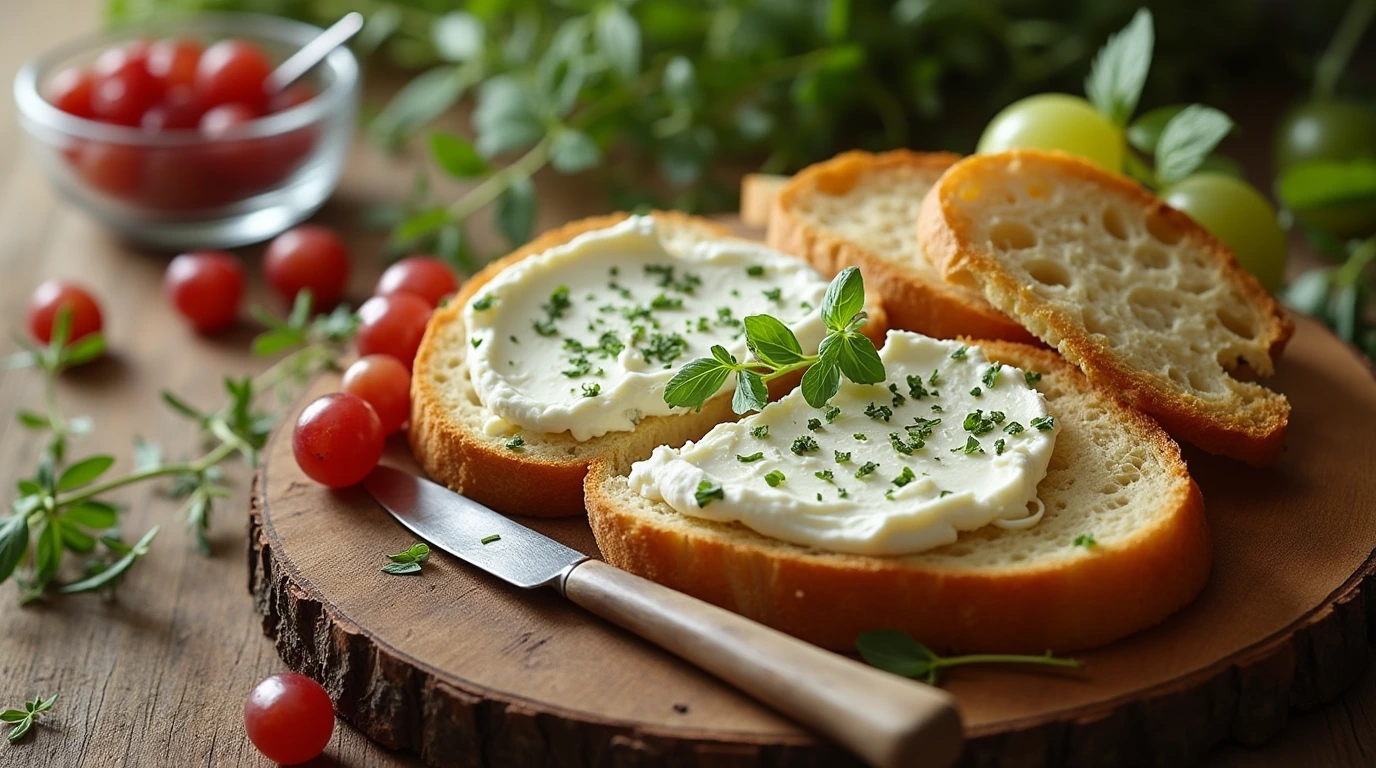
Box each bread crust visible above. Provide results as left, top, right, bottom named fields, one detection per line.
left=918, top=150, right=1293, bottom=466
left=410, top=212, right=888, bottom=517
left=769, top=149, right=1040, bottom=345
left=585, top=342, right=1211, bottom=654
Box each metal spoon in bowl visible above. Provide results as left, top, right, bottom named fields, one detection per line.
left=263, top=12, right=364, bottom=96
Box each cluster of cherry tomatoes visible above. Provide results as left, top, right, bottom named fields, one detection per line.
left=47, top=37, right=318, bottom=210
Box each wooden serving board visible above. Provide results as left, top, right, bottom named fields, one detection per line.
left=249, top=311, right=1376, bottom=768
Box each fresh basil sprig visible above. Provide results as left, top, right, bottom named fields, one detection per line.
left=2, top=693, right=57, bottom=743
left=663, top=267, right=883, bottom=414
left=856, top=630, right=1081, bottom=685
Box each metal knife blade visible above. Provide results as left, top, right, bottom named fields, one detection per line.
left=362, top=465, right=588, bottom=590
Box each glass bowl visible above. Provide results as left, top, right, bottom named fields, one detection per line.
left=13, top=13, right=359, bottom=249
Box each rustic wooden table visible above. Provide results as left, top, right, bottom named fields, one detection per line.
left=1, top=1, right=1372, bottom=766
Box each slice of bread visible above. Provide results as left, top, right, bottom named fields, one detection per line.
left=410, top=212, right=888, bottom=518
left=740, top=173, right=789, bottom=229
left=768, top=150, right=1038, bottom=344
left=919, top=150, right=1293, bottom=466
left=586, top=341, right=1210, bottom=654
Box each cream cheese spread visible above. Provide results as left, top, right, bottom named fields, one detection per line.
left=628, top=331, right=1058, bottom=555
left=464, top=216, right=830, bottom=441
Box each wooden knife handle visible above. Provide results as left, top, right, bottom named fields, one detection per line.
left=562, top=559, right=963, bottom=768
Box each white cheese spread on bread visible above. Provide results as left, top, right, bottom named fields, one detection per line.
left=465, top=216, right=830, bottom=441
left=629, top=331, right=1058, bottom=555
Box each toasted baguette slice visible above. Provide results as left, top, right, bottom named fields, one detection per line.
left=768, top=150, right=1038, bottom=344
left=919, top=150, right=1293, bottom=466
left=587, top=342, right=1210, bottom=654
left=410, top=212, right=888, bottom=518
left=739, top=173, right=789, bottom=229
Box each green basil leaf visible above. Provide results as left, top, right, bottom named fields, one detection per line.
left=495, top=177, right=537, bottom=246
left=16, top=411, right=48, bottom=430
left=732, top=370, right=769, bottom=415
left=1083, top=8, right=1154, bottom=126
left=550, top=129, right=603, bottom=173
left=1126, top=103, right=1187, bottom=153
left=429, top=132, right=489, bottom=178
left=59, top=521, right=96, bottom=554
left=62, top=332, right=106, bottom=366
left=709, top=344, right=737, bottom=366
left=800, top=359, right=841, bottom=409
left=57, top=455, right=115, bottom=491
left=35, top=519, right=61, bottom=586
left=64, top=501, right=119, bottom=530
left=432, top=11, right=484, bottom=63
left=742, top=315, right=806, bottom=366
left=596, top=4, right=641, bottom=79
left=855, top=629, right=939, bottom=679
left=57, top=526, right=159, bottom=595
left=0, top=513, right=29, bottom=585
left=1277, top=159, right=1376, bottom=210
left=381, top=561, right=422, bottom=575
left=371, top=65, right=469, bottom=148
left=664, top=357, right=731, bottom=411
left=1155, top=105, right=1234, bottom=184
left=826, top=333, right=886, bottom=384
left=821, top=267, right=865, bottom=332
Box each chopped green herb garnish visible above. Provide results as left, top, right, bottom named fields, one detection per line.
left=970, top=387, right=983, bottom=397
left=746, top=265, right=765, bottom=277
left=888, top=383, right=906, bottom=407
left=562, top=355, right=598, bottom=377
left=382, top=543, right=431, bottom=575
left=650, top=293, right=683, bottom=311
left=855, top=461, right=879, bottom=479
left=838, top=487, right=850, bottom=499
left=737, top=452, right=765, bottom=463
left=982, top=363, right=1003, bottom=389
left=995, top=438, right=1006, bottom=455
left=695, top=480, right=725, bottom=507
left=581, top=383, right=601, bottom=398
left=471, top=337, right=482, bottom=348
left=505, top=435, right=525, bottom=451
left=641, top=332, right=688, bottom=365
left=609, top=266, right=619, bottom=276
left=907, top=416, right=941, bottom=440
left=481, top=534, right=501, bottom=545
left=931, top=404, right=944, bottom=413
left=815, top=469, right=835, bottom=483
left=765, top=470, right=786, bottom=487
left=509, top=335, right=520, bottom=344
left=1003, top=421, right=1025, bottom=434
left=533, top=319, right=558, bottom=337
left=906, top=375, right=928, bottom=400
left=597, top=331, right=625, bottom=358
left=892, top=467, right=916, bottom=487
left=1031, top=415, right=1056, bottom=431
left=807, top=418, right=823, bottom=431
left=791, top=435, right=820, bottom=455
left=951, top=436, right=983, bottom=455
left=864, top=403, right=892, bottom=422
left=990, top=411, right=1006, bottom=424
left=542, top=285, right=572, bottom=320
left=853, top=432, right=868, bottom=441
left=471, top=296, right=495, bottom=310
left=824, top=405, right=842, bottom=423
left=1073, top=533, right=1097, bottom=549
left=928, top=369, right=940, bottom=386
left=889, top=432, right=921, bottom=455
left=962, top=410, right=997, bottom=436
left=751, top=425, right=770, bottom=438
left=950, top=345, right=967, bottom=360
left=1025, top=370, right=1042, bottom=386
left=762, top=287, right=783, bottom=304
left=834, top=450, right=851, bottom=463
left=939, top=490, right=952, bottom=498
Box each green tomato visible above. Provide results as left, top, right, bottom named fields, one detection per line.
left=977, top=93, right=1124, bottom=172
left=1162, top=174, right=1288, bottom=293
left=1273, top=101, right=1376, bottom=238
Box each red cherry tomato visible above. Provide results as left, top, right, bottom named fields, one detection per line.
left=75, top=141, right=144, bottom=199
left=243, top=673, right=335, bottom=765
left=92, top=66, right=163, bottom=126
left=356, top=294, right=433, bottom=368
left=92, top=40, right=150, bottom=80
left=27, top=280, right=103, bottom=346
left=146, top=37, right=202, bottom=90
left=263, top=225, right=350, bottom=308
left=375, top=256, right=459, bottom=308
left=197, top=102, right=257, bottom=136
left=163, top=251, right=244, bottom=333
left=195, top=39, right=271, bottom=112
left=267, top=84, right=315, bottom=113
left=341, top=355, right=412, bottom=435
left=292, top=393, right=384, bottom=487
left=140, top=85, right=204, bottom=132
left=46, top=67, right=95, bottom=118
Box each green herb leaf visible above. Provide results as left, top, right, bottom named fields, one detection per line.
left=505, top=435, right=525, bottom=451
left=57, top=526, right=159, bottom=595
left=695, top=480, right=725, bottom=507
left=64, top=501, right=119, bottom=530
left=737, top=452, right=765, bottom=463
left=1277, top=159, right=1376, bottom=210
left=742, top=314, right=806, bottom=366
left=432, top=11, right=484, bottom=62
left=1074, top=533, right=1098, bottom=548
left=732, top=369, right=769, bottom=415
left=387, top=543, right=431, bottom=564
left=481, top=534, right=501, bottom=545
left=372, top=66, right=469, bottom=148
left=828, top=333, right=885, bottom=384
left=381, top=561, right=423, bottom=575
left=63, top=333, right=106, bottom=366
left=751, top=425, right=770, bottom=438
left=473, top=75, right=543, bottom=157
left=0, top=710, right=25, bottom=723
left=764, top=470, right=786, bottom=487
left=57, top=455, right=115, bottom=491
left=791, top=435, right=820, bottom=455
left=1084, top=8, right=1154, bottom=126
left=0, top=514, right=29, bottom=585
left=1031, top=415, right=1056, bottom=431
left=495, top=177, right=537, bottom=246
left=550, top=129, right=603, bottom=173
left=664, top=357, right=732, bottom=411
left=16, top=411, right=48, bottom=430
left=856, top=629, right=937, bottom=679
left=1155, top=105, right=1234, bottom=184
left=251, top=329, right=305, bottom=358
left=429, top=132, right=489, bottom=178
left=1126, top=103, right=1187, bottom=153
left=799, top=358, right=841, bottom=409
left=595, top=4, right=641, bottom=79
left=821, top=267, right=866, bottom=332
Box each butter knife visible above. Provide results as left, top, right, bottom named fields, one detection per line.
left=363, top=464, right=963, bottom=768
